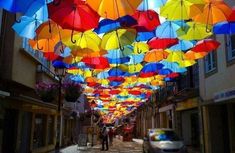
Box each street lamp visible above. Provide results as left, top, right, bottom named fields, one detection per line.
left=54, top=66, right=66, bottom=150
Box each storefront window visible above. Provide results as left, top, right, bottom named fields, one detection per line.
left=47, top=115, right=54, bottom=145
left=33, top=114, right=46, bottom=149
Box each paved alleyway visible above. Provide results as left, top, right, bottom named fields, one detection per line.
left=58, top=138, right=142, bottom=153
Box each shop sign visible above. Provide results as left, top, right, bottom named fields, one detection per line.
left=214, top=87, right=235, bottom=103
left=176, top=98, right=198, bottom=111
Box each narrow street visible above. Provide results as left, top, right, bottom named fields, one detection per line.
left=58, top=138, right=143, bottom=153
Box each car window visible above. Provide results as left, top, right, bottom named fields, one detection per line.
left=149, top=130, right=180, bottom=141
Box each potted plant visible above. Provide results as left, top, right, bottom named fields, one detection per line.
left=36, top=82, right=58, bottom=102
left=63, top=81, right=82, bottom=102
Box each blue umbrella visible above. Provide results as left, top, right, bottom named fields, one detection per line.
left=106, top=47, right=133, bottom=58
left=158, top=68, right=173, bottom=75
left=213, top=22, right=235, bottom=35
left=108, top=57, right=130, bottom=64
left=109, top=81, right=123, bottom=87
left=52, top=60, right=68, bottom=69
left=97, top=71, right=109, bottom=79
left=138, top=0, right=167, bottom=11
left=155, top=21, right=186, bottom=38
left=128, top=54, right=144, bottom=64
left=12, top=16, right=42, bottom=39
left=117, top=15, right=137, bottom=27
left=169, top=40, right=196, bottom=51
left=160, top=60, right=187, bottom=73
left=136, top=31, right=155, bottom=41
left=0, top=0, right=45, bottom=13
left=94, top=19, right=121, bottom=34
left=25, top=1, right=49, bottom=22
left=108, top=68, right=127, bottom=77
left=70, top=75, right=85, bottom=83
left=141, top=62, right=164, bottom=73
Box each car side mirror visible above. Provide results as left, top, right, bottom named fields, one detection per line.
left=143, top=137, right=149, bottom=141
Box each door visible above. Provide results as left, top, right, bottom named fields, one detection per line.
left=2, top=109, right=18, bottom=153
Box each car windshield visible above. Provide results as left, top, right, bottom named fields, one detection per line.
left=149, top=130, right=180, bottom=141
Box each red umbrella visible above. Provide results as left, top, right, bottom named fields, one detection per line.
left=109, top=89, right=121, bottom=95
left=43, top=52, right=60, bottom=61
left=108, top=76, right=125, bottom=82
left=129, top=90, right=141, bottom=95
left=48, top=0, right=100, bottom=42
left=132, top=10, right=160, bottom=32
left=147, top=37, right=178, bottom=49
left=81, top=57, right=110, bottom=69
left=191, top=39, right=220, bottom=52
left=228, top=7, right=235, bottom=22
left=139, top=72, right=157, bottom=78
left=167, top=72, right=179, bottom=78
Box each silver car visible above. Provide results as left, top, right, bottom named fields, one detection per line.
left=143, top=128, right=188, bottom=153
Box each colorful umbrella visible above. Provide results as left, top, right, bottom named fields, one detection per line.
left=213, top=22, right=235, bottom=35
left=192, top=1, right=232, bottom=26
left=184, top=51, right=207, bottom=60
left=81, top=56, right=110, bottom=69
left=48, top=0, right=100, bottom=31
left=138, top=0, right=167, bottom=10
left=147, top=37, right=178, bottom=49
left=101, top=28, right=136, bottom=50
left=191, top=39, right=220, bottom=52
left=29, top=38, right=59, bottom=52
left=144, top=49, right=169, bottom=62
left=36, top=20, right=61, bottom=39
left=132, top=10, right=160, bottom=32
left=169, top=40, right=195, bottom=51
left=87, top=0, right=142, bottom=20
left=62, top=30, right=101, bottom=51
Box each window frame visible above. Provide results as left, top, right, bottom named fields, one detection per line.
left=204, top=51, right=217, bottom=77
left=225, top=35, right=235, bottom=66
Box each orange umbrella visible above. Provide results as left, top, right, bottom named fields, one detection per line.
left=36, top=20, right=61, bottom=39
left=29, top=38, right=59, bottom=52
left=71, top=48, right=107, bottom=57
left=184, top=50, right=207, bottom=60
left=144, top=49, right=169, bottom=62
left=192, top=1, right=232, bottom=26
left=86, top=0, right=142, bottom=20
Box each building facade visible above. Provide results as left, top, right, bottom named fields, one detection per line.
left=0, top=10, right=78, bottom=153
left=198, top=1, right=235, bottom=153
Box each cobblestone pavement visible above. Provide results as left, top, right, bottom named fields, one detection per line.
left=59, top=138, right=143, bottom=153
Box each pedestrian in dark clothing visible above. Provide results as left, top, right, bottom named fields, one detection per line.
left=101, top=126, right=109, bottom=151
left=108, top=127, right=114, bottom=146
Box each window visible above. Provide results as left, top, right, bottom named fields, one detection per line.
left=47, top=116, right=54, bottom=145
left=204, top=51, right=217, bottom=73
left=226, top=35, right=235, bottom=62
left=33, top=114, right=47, bottom=149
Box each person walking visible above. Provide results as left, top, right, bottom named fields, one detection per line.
left=101, top=126, right=109, bottom=151
left=108, top=127, right=114, bottom=146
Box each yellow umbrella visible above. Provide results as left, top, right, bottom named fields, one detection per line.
left=160, top=0, right=194, bottom=20
left=166, top=51, right=185, bottom=63
left=178, top=22, right=212, bottom=40
left=178, top=59, right=196, bottom=67
left=86, top=0, right=142, bottom=20
left=101, top=28, right=136, bottom=50
left=133, top=42, right=149, bottom=54
left=62, top=30, right=101, bottom=51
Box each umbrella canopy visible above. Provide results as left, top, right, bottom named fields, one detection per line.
left=36, top=20, right=61, bottom=39
left=160, top=60, right=187, bottom=73
left=192, top=1, right=232, bottom=25
left=147, top=37, right=178, bottom=49
left=140, top=62, right=164, bottom=73
left=101, top=28, right=136, bottom=50
left=86, top=0, right=142, bottom=20
left=213, top=22, right=235, bottom=35
left=184, top=50, right=207, bottom=60
left=127, top=54, right=144, bottom=64
left=29, top=38, right=59, bottom=52
left=81, top=56, right=110, bottom=69
left=133, top=42, right=149, bottom=54
left=136, top=31, right=155, bottom=41
left=169, top=40, right=195, bottom=51
left=132, top=10, right=160, bottom=32
left=0, top=0, right=45, bottom=13
left=155, top=21, right=185, bottom=38
left=12, top=16, right=42, bottom=39
left=144, top=49, right=169, bottom=62
left=178, top=22, right=212, bottom=40
left=62, top=30, right=101, bottom=51
left=191, top=39, right=220, bottom=52
left=48, top=0, right=100, bottom=31
left=160, top=0, right=203, bottom=20
left=138, top=0, right=167, bottom=10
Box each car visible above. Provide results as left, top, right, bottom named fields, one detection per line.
left=143, top=128, right=188, bottom=153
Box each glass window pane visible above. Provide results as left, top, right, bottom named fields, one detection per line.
left=33, top=114, right=46, bottom=149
